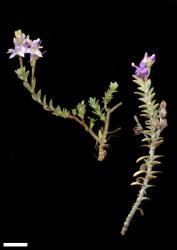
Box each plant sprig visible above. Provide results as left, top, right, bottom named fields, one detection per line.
left=10, top=30, right=122, bottom=161
left=121, top=53, right=167, bottom=236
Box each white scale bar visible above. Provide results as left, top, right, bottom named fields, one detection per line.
left=3, top=243, right=28, bottom=247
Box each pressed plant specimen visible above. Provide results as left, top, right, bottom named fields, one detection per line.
left=121, top=53, right=167, bottom=235
left=7, top=30, right=122, bottom=161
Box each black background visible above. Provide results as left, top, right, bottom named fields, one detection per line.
left=1, top=0, right=177, bottom=248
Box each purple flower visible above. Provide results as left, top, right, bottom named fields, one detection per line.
left=132, top=52, right=156, bottom=79
left=26, top=38, right=43, bottom=61
left=7, top=30, right=43, bottom=61
left=7, top=30, right=28, bottom=58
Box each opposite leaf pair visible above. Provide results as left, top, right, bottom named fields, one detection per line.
left=8, top=30, right=167, bottom=235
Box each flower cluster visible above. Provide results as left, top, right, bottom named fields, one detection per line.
left=7, top=30, right=43, bottom=61
left=132, top=52, right=156, bottom=79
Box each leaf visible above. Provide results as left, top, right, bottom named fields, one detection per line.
left=141, top=138, right=152, bottom=143
left=151, top=103, right=159, bottom=112
left=150, top=171, right=162, bottom=175
left=88, top=117, right=96, bottom=130
left=133, top=170, right=147, bottom=177
left=147, top=175, right=157, bottom=180
left=72, top=108, right=77, bottom=116
left=142, top=197, right=150, bottom=201
left=43, top=94, right=47, bottom=106
left=136, top=177, right=144, bottom=183
left=49, top=99, right=54, bottom=110
left=153, top=155, right=164, bottom=160
left=138, top=97, right=147, bottom=103
left=148, top=92, right=155, bottom=102
left=98, top=129, right=103, bottom=139
left=137, top=86, right=145, bottom=92
left=103, top=82, right=118, bottom=103
left=23, top=81, right=33, bottom=93
left=62, top=108, right=70, bottom=118
left=140, top=114, right=151, bottom=118
left=110, top=82, right=118, bottom=91
left=143, top=130, right=152, bottom=135
left=150, top=160, right=162, bottom=166
left=137, top=207, right=144, bottom=216
left=89, top=97, right=105, bottom=121
left=136, top=155, right=149, bottom=163
left=134, top=91, right=145, bottom=97
left=153, top=139, right=164, bottom=148
left=144, top=79, right=151, bottom=92
left=24, top=71, right=30, bottom=82
left=76, top=100, right=86, bottom=120
left=36, top=89, right=42, bottom=103
left=139, top=104, right=148, bottom=109
left=132, top=77, right=144, bottom=86
left=141, top=144, right=150, bottom=148
left=148, top=87, right=154, bottom=95
left=146, top=184, right=155, bottom=189
left=130, top=182, right=143, bottom=187
left=15, top=66, right=27, bottom=80
left=31, top=77, right=36, bottom=90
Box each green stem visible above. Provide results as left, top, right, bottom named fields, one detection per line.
left=98, top=102, right=122, bottom=161
left=68, top=115, right=101, bottom=144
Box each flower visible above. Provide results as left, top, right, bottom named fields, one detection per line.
left=7, top=30, right=28, bottom=58
left=7, top=30, right=43, bottom=61
left=132, top=52, right=156, bottom=79
left=26, top=38, right=43, bottom=61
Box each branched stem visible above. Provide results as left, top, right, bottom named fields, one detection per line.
left=16, top=58, right=121, bottom=161
left=68, top=114, right=101, bottom=144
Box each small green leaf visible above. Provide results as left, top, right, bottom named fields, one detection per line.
left=136, top=155, right=149, bottom=163
left=98, top=129, right=103, bottom=139
left=150, top=160, right=162, bottom=166
left=23, top=81, right=33, bottom=93
left=150, top=171, right=162, bottom=175
left=49, top=99, right=54, bottom=110
left=88, top=117, right=96, bottom=130
left=141, top=138, right=152, bottom=143
left=144, top=79, right=151, bottom=92
left=148, top=87, right=154, bottom=95
left=138, top=97, right=147, bottom=103
left=149, top=92, right=155, bottom=102
left=133, top=170, right=147, bottom=177
left=43, top=95, right=47, bottom=106
left=36, top=89, right=42, bottom=103
left=153, top=139, right=164, bottom=148
left=72, top=108, right=77, bottom=116
left=130, top=182, right=143, bottom=187
left=89, top=97, right=105, bottom=121
left=76, top=100, right=86, bottom=120
left=134, top=91, right=145, bottom=97
left=62, top=108, right=70, bottom=118
left=103, top=82, right=118, bottom=104
left=147, top=175, right=157, bottom=180
left=139, top=104, right=148, bottom=109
